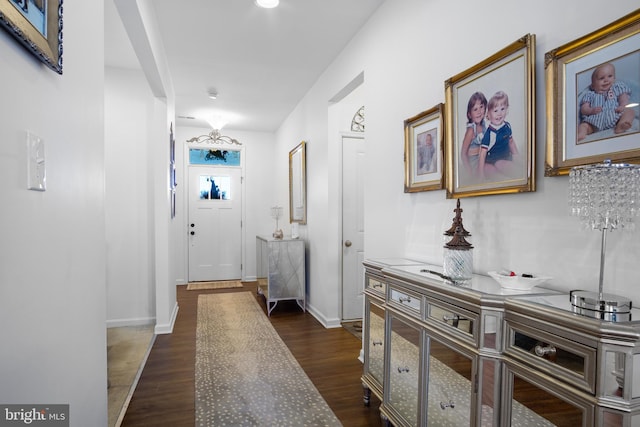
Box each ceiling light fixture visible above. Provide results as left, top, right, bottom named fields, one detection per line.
left=255, top=0, right=279, bottom=8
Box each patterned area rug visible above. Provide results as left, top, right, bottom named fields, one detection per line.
left=187, top=280, right=243, bottom=290
left=195, top=292, right=342, bottom=426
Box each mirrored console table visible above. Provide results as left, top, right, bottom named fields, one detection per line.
left=363, top=258, right=640, bottom=426
left=256, top=235, right=305, bottom=316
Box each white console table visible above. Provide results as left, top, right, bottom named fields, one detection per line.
left=256, top=236, right=305, bottom=316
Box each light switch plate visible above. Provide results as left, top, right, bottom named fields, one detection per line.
left=27, top=132, right=46, bottom=191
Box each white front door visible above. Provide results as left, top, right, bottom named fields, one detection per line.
left=342, top=135, right=365, bottom=321
left=188, top=165, right=242, bottom=281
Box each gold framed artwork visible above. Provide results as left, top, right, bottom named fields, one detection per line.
left=545, top=9, right=640, bottom=176
left=404, top=103, right=444, bottom=192
left=289, top=141, right=306, bottom=224
left=445, top=34, right=536, bottom=198
left=0, top=0, right=63, bottom=74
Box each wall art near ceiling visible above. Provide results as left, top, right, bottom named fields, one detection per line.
left=189, top=148, right=241, bottom=166
left=545, top=9, right=640, bottom=176
left=404, top=103, right=444, bottom=192
left=445, top=34, right=536, bottom=198
left=0, top=0, right=63, bottom=74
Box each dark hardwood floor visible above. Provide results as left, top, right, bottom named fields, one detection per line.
left=121, top=283, right=382, bottom=426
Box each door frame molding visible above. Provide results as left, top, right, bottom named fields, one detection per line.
left=184, top=142, right=246, bottom=282
left=338, top=131, right=364, bottom=321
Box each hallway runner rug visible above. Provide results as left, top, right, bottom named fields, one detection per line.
left=195, top=292, right=342, bottom=426
left=187, top=280, right=243, bottom=290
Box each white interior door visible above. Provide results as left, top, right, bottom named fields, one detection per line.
left=342, top=135, right=365, bottom=321
left=188, top=165, right=242, bottom=281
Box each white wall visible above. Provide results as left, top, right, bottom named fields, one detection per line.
left=174, top=126, right=276, bottom=283
left=275, top=0, right=640, bottom=325
left=0, top=2, right=108, bottom=425
left=109, top=0, right=178, bottom=335
left=105, top=67, right=155, bottom=327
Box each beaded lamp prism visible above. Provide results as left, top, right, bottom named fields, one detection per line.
left=443, top=200, right=474, bottom=282
left=568, top=160, right=640, bottom=321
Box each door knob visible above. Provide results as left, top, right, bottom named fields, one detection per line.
left=190, top=231, right=195, bottom=236
left=345, top=240, right=352, bottom=247
left=190, top=223, right=195, bottom=227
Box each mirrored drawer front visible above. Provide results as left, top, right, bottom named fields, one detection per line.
left=505, top=322, right=596, bottom=394
left=367, top=302, right=386, bottom=387
left=427, top=301, right=477, bottom=346
left=365, top=276, right=386, bottom=296
left=389, top=287, right=422, bottom=317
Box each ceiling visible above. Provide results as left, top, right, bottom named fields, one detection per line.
left=104, top=0, right=385, bottom=132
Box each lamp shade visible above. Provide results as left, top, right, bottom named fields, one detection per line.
left=568, top=161, right=640, bottom=231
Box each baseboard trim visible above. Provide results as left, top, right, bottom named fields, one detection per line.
left=106, top=317, right=155, bottom=328
left=154, top=302, right=179, bottom=334
left=306, top=303, right=342, bottom=329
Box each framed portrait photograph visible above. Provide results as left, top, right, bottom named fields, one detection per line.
left=545, top=10, right=640, bottom=176
left=444, top=34, right=536, bottom=198
left=0, top=0, right=63, bottom=74
left=404, top=104, right=444, bottom=192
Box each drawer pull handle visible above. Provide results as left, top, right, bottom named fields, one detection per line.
left=535, top=344, right=557, bottom=358
left=373, top=283, right=383, bottom=288
left=440, top=400, right=455, bottom=410
left=372, top=340, right=383, bottom=346
left=398, top=296, right=411, bottom=304
left=397, top=366, right=410, bottom=373
left=442, top=314, right=460, bottom=322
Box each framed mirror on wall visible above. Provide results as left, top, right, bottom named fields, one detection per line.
left=289, top=141, right=307, bottom=224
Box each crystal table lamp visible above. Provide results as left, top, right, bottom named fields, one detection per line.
left=271, top=206, right=284, bottom=239
left=568, top=160, right=640, bottom=321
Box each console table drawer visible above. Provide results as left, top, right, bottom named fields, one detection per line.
left=427, top=300, right=477, bottom=346
left=388, top=286, right=422, bottom=318
left=505, top=321, right=596, bottom=394
left=365, top=275, right=386, bottom=297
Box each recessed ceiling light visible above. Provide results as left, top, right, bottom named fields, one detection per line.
left=255, top=0, right=279, bottom=8
left=208, top=90, right=218, bottom=100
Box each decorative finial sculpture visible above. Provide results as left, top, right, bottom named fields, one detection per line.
left=443, top=200, right=473, bottom=283
left=444, top=199, right=470, bottom=237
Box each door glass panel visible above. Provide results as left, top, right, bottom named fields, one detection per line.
left=511, top=373, right=584, bottom=425
left=198, top=175, right=231, bottom=200
left=426, top=338, right=473, bottom=425
left=388, top=313, right=420, bottom=426
left=189, top=148, right=241, bottom=165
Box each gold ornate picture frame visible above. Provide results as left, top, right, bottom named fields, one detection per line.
left=545, top=9, right=640, bottom=176
left=404, top=104, right=444, bottom=192
left=0, top=0, right=63, bottom=74
left=445, top=34, right=536, bottom=198
left=289, top=141, right=306, bottom=224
